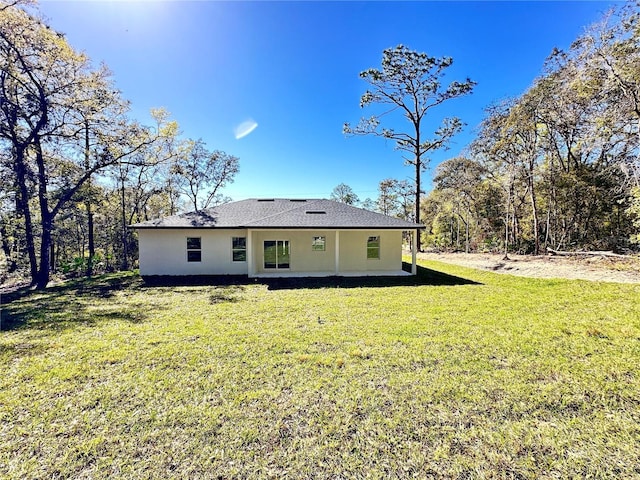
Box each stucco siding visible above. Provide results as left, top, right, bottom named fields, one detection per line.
left=250, top=229, right=402, bottom=275
left=137, top=229, right=248, bottom=276
left=251, top=230, right=335, bottom=274
left=337, top=230, right=402, bottom=272
left=138, top=228, right=404, bottom=276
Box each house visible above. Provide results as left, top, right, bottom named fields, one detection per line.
left=130, top=198, right=423, bottom=278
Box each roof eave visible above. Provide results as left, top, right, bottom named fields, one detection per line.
left=130, top=224, right=425, bottom=230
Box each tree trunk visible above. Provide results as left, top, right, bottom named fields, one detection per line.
left=87, top=205, right=94, bottom=276
left=529, top=166, right=540, bottom=255
left=85, top=121, right=95, bottom=276
left=0, top=215, right=17, bottom=273
left=450, top=216, right=454, bottom=247
left=50, top=238, right=55, bottom=274
left=415, top=144, right=422, bottom=252
left=543, top=207, right=551, bottom=252
left=465, top=207, right=470, bottom=254
left=36, top=215, right=52, bottom=289
left=503, top=184, right=512, bottom=261
left=13, top=147, right=38, bottom=284
left=34, top=137, right=51, bottom=290
left=121, top=173, right=129, bottom=270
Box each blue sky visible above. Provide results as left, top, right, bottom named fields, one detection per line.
left=39, top=1, right=618, bottom=202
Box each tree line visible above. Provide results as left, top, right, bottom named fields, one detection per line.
left=341, top=5, right=640, bottom=255
left=4, top=1, right=640, bottom=289
left=0, top=1, right=238, bottom=288
left=423, top=5, right=640, bottom=255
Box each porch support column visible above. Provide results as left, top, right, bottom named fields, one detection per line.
left=411, top=229, right=418, bottom=275
left=247, top=229, right=254, bottom=277
left=335, top=230, right=340, bottom=275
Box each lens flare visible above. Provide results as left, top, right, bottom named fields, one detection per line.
left=234, top=119, right=258, bottom=139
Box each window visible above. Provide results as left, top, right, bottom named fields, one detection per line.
left=187, top=237, right=201, bottom=262
left=232, top=237, right=246, bottom=262
left=312, top=236, right=326, bottom=251
left=264, top=240, right=290, bottom=269
left=367, top=236, right=380, bottom=259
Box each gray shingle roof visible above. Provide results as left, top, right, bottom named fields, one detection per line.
left=130, top=199, right=423, bottom=230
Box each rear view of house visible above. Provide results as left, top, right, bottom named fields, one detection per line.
left=130, top=198, right=423, bottom=278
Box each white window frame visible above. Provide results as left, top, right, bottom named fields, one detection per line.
left=312, top=236, right=326, bottom=252
left=264, top=240, right=290, bottom=270
left=367, top=236, right=380, bottom=260
left=232, top=237, right=247, bottom=262
left=187, top=237, right=202, bottom=262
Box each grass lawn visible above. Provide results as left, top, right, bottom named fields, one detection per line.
left=1, top=260, right=639, bottom=478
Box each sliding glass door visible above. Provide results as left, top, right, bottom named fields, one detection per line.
left=264, top=240, right=290, bottom=269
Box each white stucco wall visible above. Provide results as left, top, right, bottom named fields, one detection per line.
left=251, top=230, right=336, bottom=275
left=137, top=228, right=404, bottom=276
left=250, top=229, right=403, bottom=275
left=137, top=229, right=248, bottom=276
left=337, top=230, right=402, bottom=273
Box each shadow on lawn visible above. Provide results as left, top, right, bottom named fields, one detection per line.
left=1, top=264, right=478, bottom=331
left=1, top=273, right=148, bottom=332
left=141, top=262, right=479, bottom=291
left=262, top=263, right=480, bottom=290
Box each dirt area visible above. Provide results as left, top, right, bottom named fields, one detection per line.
left=418, top=252, right=640, bottom=284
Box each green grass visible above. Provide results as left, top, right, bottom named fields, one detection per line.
left=1, top=261, right=639, bottom=478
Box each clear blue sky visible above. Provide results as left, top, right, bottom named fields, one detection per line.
left=39, top=0, right=617, bottom=202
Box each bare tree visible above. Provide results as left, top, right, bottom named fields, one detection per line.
left=344, top=45, right=476, bottom=250
left=330, top=183, right=359, bottom=205
left=171, top=139, right=239, bottom=212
